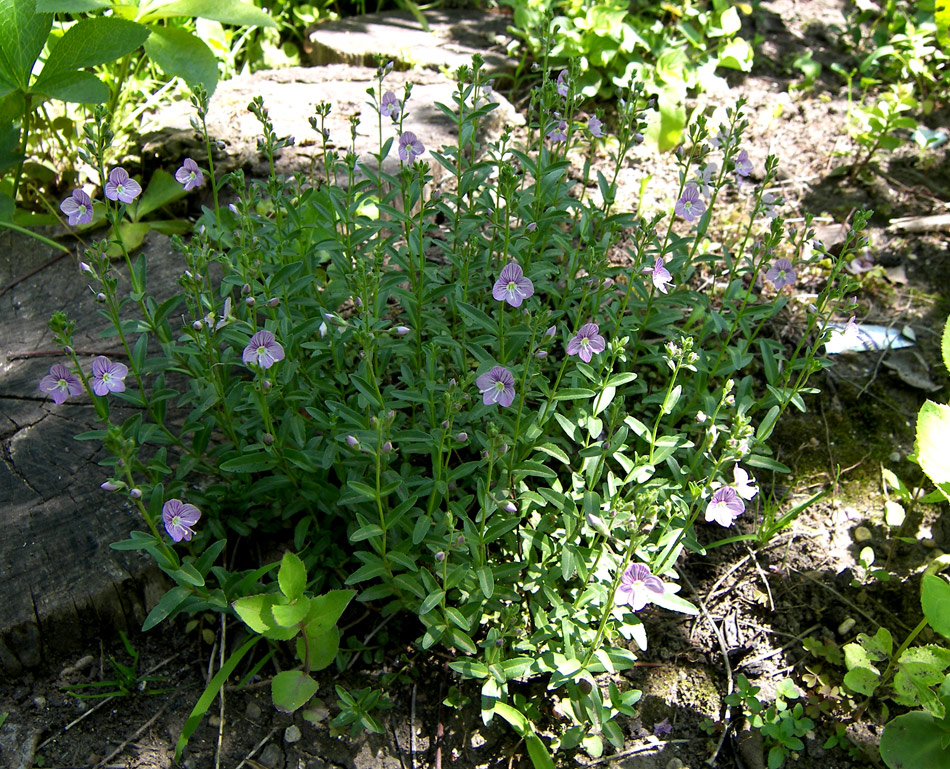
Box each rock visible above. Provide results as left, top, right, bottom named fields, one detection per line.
left=305, top=10, right=516, bottom=74
left=258, top=742, right=285, bottom=769
left=139, top=65, right=523, bottom=182
left=245, top=700, right=263, bottom=721
left=665, top=758, right=687, bottom=769
left=838, top=617, right=856, bottom=636
left=0, top=723, right=42, bottom=769
left=854, top=526, right=872, bottom=543
left=284, top=725, right=302, bottom=744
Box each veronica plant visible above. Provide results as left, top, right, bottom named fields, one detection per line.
left=45, top=55, right=861, bottom=759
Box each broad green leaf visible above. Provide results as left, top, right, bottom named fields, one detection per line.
left=272, top=599, right=309, bottom=628
left=232, top=593, right=277, bottom=634
left=271, top=670, right=319, bottom=713
left=278, top=551, right=307, bottom=601
left=718, top=38, right=754, bottom=72
left=296, top=624, right=340, bottom=671
left=645, top=93, right=684, bottom=152
left=218, top=451, right=278, bottom=473
left=880, top=711, right=950, bottom=769
left=30, top=69, right=108, bottom=103
left=304, top=589, right=355, bottom=629
left=941, top=316, right=950, bottom=375
left=0, top=0, right=52, bottom=90
left=923, top=575, right=950, bottom=639
left=35, top=18, right=148, bottom=85
left=592, top=385, right=615, bottom=416
left=36, top=0, right=111, bottom=10
left=131, top=168, right=188, bottom=219
left=917, top=400, right=950, bottom=488
left=843, top=667, right=880, bottom=696
left=140, top=0, right=276, bottom=27
left=143, top=25, right=217, bottom=96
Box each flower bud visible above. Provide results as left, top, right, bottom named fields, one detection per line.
left=456, top=534, right=466, bottom=546
left=129, top=488, right=142, bottom=499
left=262, top=433, right=274, bottom=446
left=346, top=435, right=359, bottom=448
left=494, top=638, right=504, bottom=647
left=192, top=320, right=203, bottom=331
left=245, top=297, right=256, bottom=307
left=381, top=441, right=393, bottom=454
left=435, top=551, right=445, bottom=562
left=63, top=345, right=73, bottom=355
left=96, top=292, right=106, bottom=303
left=241, top=283, right=251, bottom=296
left=503, top=500, right=517, bottom=513
left=456, top=432, right=468, bottom=443
left=441, top=420, right=450, bottom=430
left=267, top=297, right=280, bottom=308
left=79, top=261, right=93, bottom=275
left=394, top=326, right=410, bottom=335
left=262, top=379, right=272, bottom=390
left=535, top=350, right=548, bottom=360
left=100, top=480, right=121, bottom=491
left=545, top=325, right=556, bottom=337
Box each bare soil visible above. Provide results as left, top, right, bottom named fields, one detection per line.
left=2, top=0, right=949, bottom=767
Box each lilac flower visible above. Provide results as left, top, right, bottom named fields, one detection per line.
left=394, top=325, right=411, bottom=335
left=104, top=167, right=142, bottom=204
left=39, top=364, right=82, bottom=404
left=588, top=116, right=604, bottom=138
left=60, top=189, right=93, bottom=226
left=643, top=257, right=674, bottom=294
left=546, top=119, right=568, bottom=142
left=762, top=191, right=778, bottom=219
left=842, top=316, right=859, bottom=343
left=175, top=158, right=203, bottom=191
left=733, top=466, right=759, bottom=501
left=242, top=330, right=285, bottom=369
left=566, top=323, right=606, bottom=363
left=675, top=184, right=706, bottom=222
left=765, top=258, right=796, bottom=289
left=476, top=365, right=516, bottom=408
left=398, top=131, right=424, bottom=163
left=693, top=162, right=718, bottom=198
left=346, top=435, right=360, bottom=448
left=90, top=356, right=128, bottom=396
left=653, top=718, right=673, bottom=737
left=708, top=126, right=728, bottom=148
left=380, top=90, right=401, bottom=120
left=847, top=254, right=875, bottom=274
left=162, top=499, right=201, bottom=542
left=734, top=149, right=753, bottom=178
left=615, top=563, right=665, bottom=612
left=556, top=69, right=569, bottom=97
left=100, top=480, right=122, bottom=491
left=705, top=486, right=745, bottom=527
left=492, top=262, right=534, bottom=307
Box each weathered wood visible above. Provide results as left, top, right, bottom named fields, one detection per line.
left=0, top=231, right=181, bottom=676
left=888, top=213, right=950, bottom=233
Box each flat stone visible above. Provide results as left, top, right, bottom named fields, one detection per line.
left=139, top=65, right=522, bottom=181
left=305, top=10, right=516, bottom=73
left=0, top=230, right=182, bottom=675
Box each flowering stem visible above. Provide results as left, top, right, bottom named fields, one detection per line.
left=581, top=537, right=638, bottom=668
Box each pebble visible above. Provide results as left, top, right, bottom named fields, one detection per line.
left=258, top=743, right=284, bottom=769
left=245, top=701, right=263, bottom=721
left=666, top=759, right=686, bottom=769
left=838, top=617, right=856, bottom=636
left=284, top=725, right=302, bottom=744
left=922, top=538, right=937, bottom=549
left=888, top=451, right=901, bottom=463
left=470, top=731, right=487, bottom=749
left=32, top=696, right=46, bottom=710
left=854, top=526, right=872, bottom=543
left=183, top=757, right=198, bottom=769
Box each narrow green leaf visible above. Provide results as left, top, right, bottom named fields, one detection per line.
left=142, top=585, right=190, bottom=631
left=218, top=452, right=278, bottom=473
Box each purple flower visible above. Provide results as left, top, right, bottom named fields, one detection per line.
left=547, top=120, right=567, bottom=143
left=653, top=718, right=673, bottom=736
left=39, top=363, right=82, bottom=404
left=761, top=191, right=778, bottom=219
left=381, top=90, right=401, bottom=120
left=705, top=486, right=745, bottom=527
left=615, top=563, right=665, bottom=612
left=242, top=330, right=285, bottom=369
left=556, top=69, right=569, bottom=97
left=675, top=184, right=706, bottom=222
left=175, top=158, right=203, bottom=191
left=398, top=131, right=424, bottom=163
left=60, top=189, right=93, bottom=226
left=476, top=365, right=516, bottom=408
left=847, top=255, right=875, bottom=274
left=162, top=499, right=201, bottom=542
left=734, top=149, right=753, bottom=178
left=588, top=116, right=603, bottom=138
left=733, top=466, right=758, bottom=501
left=765, top=258, right=796, bottom=289
left=566, top=323, right=606, bottom=363
left=643, top=257, right=673, bottom=294
left=104, top=167, right=142, bottom=204
left=708, top=126, right=728, bottom=148
left=90, top=356, right=128, bottom=396
left=394, top=325, right=411, bottom=335
left=693, top=163, right=718, bottom=198
left=492, top=262, right=534, bottom=307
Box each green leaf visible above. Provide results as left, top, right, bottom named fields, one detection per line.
left=941, top=316, right=950, bottom=376
left=843, top=667, right=881, bottom=696
left=31, top=69, right=108, bottom=103
left=272, top=670, right=319, bottom=713
left=457, top=300, right=495, bottom=333
left=134, top=168, right=188, bottom=219
left=592, top=386, right=615, bottom=416
left=140, top=0, right=276, bottom=27
left=278, top=552, right=307, bottom=601
left=35, top=18, right=148, bottom=87
left=917, top=401, right=950, bottom=488
left=0, top=0, right=52, bottom=90
left=271, top=598, right=309, bottom=627
left=477, top=566, right=494, bottom=599
left=880, top=711, right=950, bottom=769
left=232, top=593, right=278, bottom=634
left=143, top=25, right=217, bottom=96
left=218, top=452, right=278, bottom=473
left=175, top=636, right=260, bottom=762
left=554, top=387, right=596, bottom=401
left=36, top=0, right=110, bottom=10
left=645, top=93, right=684, bottom=152
left=142, top=585, right=190, bottom=631
left=296, top=624, right=340, bottom=671
left=305, top=589, right=355, bottom=629
left=923, top=575, right=950, bottom=640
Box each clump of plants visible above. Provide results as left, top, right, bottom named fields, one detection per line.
left=40, top=54, right=864, bottom=762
